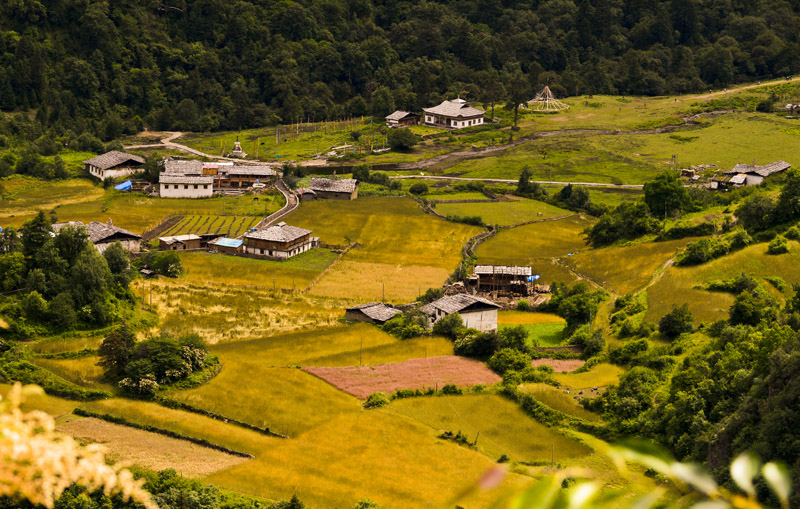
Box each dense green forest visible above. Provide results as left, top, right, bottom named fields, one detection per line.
left=3, top=0, right=800, bottom=137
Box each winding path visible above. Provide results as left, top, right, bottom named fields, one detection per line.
left=124, top=131, right=273, bottom=164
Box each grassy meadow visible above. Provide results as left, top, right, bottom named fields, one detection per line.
left=0, top=176, right=104, bottom=227
left=518, top=383, right=603, bottom=422
left=498, top=311, right=567, bottom=347
left=286, top=197, right=482, bottom=301
left=434, top=198, right=571, bottom=226
left=553, top=364, right=624, bottom=392
left=179, top=249, right=338, bottom=288
left=385, top=394, right=592, bottom=463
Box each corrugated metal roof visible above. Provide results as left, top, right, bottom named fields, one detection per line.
left=212, top=237, right=244, bottom=248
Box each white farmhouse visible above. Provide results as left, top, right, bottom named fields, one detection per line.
left=422, top=99, right=485, bottom=129
left=422, top=294, right=500, bottom=332
left=159, top=174, right=214, bottom=198
left=83, top=151, right=145, bottom=181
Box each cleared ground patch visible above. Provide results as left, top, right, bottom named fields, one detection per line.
left=519, top=383, right=602, bottom=422
left=303, top=355, right=501, bottom=399
left=385, top=394, right=592, bottom=463
left=531, top=359, right=585, bottom=372
left=58, top=416, right=248, bottom=477
left=180, top=249, right=338, bottom=289
left=434, top=199, right=570, bottom=226
left=553, top=363, right=624, bottom=392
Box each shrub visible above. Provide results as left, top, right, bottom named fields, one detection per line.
left=418, top=287, right=444, bottom=304
left=784, top=225, right=800, bottom=241
left=409, top=182, right=428, bottom=195
left=363, top=392, right=390, bottom=409
left=487, top=348, right=532, bottom=375
left=658, top=304, right=694, bottom=339
left=568, top=325, right=605, bottom=358
left=387, top=128, right=418, bottom=150
left=454, top=330, right=499, bottom=357
left=516, top=299, right=530, bottom=311
left=441, top=384, right=462, bottom=395
left=764, top=276, right=787, bottom=292
left=767, top=235, right=789, bottom=255
left=432, top=313, right=465, bottom=340
left=676, top=237, right=730, bottom=266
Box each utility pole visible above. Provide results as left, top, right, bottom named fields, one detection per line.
left=360, top=336, right=363, bottom=366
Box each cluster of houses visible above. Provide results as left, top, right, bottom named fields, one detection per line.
left=346, top=293, right=502, bottom=332
left=385, top=98, right=486, bottom=130
left=158, top=159, right=278, bottom=198
left=158, top=222, right=318, bottom=261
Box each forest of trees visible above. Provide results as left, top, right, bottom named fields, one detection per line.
left=2, top=0, right=800, bottom=140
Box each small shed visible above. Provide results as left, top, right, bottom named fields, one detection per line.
left=83, top=151, right=145, bottom=181
left=345, top=303, right=402, bottom=324
left=140, top=268, right=156, bottom=279
left=298, top=188, right=317, bottom=202
left=158, top=234, right=203, bottom=251
left=308, top=177, right=358, bottom=200
left=211, top=237, right=244, bottom=254
left=385, top=110, right=421, bottom=128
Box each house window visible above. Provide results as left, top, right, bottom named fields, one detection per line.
left=183, top=185, right=188, bottom=189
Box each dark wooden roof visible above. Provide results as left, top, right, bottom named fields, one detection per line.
left=346, top=303, right=402, bottom=322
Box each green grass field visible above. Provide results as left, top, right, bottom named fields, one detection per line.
left=28, top=334, right=106, bottom=355
left=32, top=356, right=114, bottom=392
left=0, top=176, right=104, bottom=227
left=498, top=310, right=567, bottom=346
left=564, top=237, right=695, bottom=295
left=553, top=363, right=624, bottom=392
left=286, top=197, right=481, bottom=301
left=179, top=249, right=338, bottom=288
left=426, top=191, right=490, bottom=201
left=385, top=394, right=591, bottom=463
left=645, top=240, right=800, bottom=323
left=434, top=198, right=571, bottom=226
left=518, top=383, right=603, bottom=422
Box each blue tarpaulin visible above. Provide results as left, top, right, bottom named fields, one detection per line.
left=114, top=180, right=132, bottom=191
left=526, top=275, right=541, bottom=282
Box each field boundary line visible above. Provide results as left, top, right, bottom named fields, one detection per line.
left=154, top=396, right=289, bottom=438
left=304, top=243, right=356, bottom=293
left=72, top=408, right=256, bottom=458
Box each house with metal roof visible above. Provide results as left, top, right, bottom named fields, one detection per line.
left=422, top=99, right=485, bottom=129
left=83, top=151, right=145, bottom=181
left=210, top=237, right=244, bottom=255
left=385, top=110, right=420, bottom=128
left=52, top=220, right=141, bottom=253
left=422, top=294, right=500, bottom=332
left=345, top=303, right=403, bottom=324
left=308, top=177, right=359, bottom=200
left=159, top=174, right=214, bottom=198
left=243, top=222, right=317, bottom=259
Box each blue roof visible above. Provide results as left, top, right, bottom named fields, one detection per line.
left=213, top=238, right=244, bottom=248
left=114, top=180, right=132, bottom=190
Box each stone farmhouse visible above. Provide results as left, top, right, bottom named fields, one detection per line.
left=83, top=151, right=145, bottom=181
left=422, top=294, right=500, bottom=332
left=52, top=220, right=141, bottom=253
left=422, top=99, right=485, bottom=129
left=242, top=222, right=317, bottom=259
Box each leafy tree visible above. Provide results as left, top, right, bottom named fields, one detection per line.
left=69, top=249, right=112, bottom=307
left=20, top=211, right=52, bottom=259
left=352, top=164, right=370, bottom=182
left=736, top=193, right=777, bottom=232
left=103, top=241, right=133, bottom=288
left=387, top=128, right=418, bottom=150
left=488, top=348, right=532, bottom=375
left=729, top=289, right=778, bottom=326
left=419, top=287, right=444, bottom=304
left=0, top=226, right=20, bottom=254
left=48, top=292, right=77, bottom=329
left=98, top=325, right=137, bottom=377
left=505, top=69, right=530, bottom=129
left=370, top=87, right=395, bottom=117
left=408, top=182, right=428, bottom=195
left=775, top=167, right=800, bottom=222
left=432, top=313, right=465, bottom=340
left=658, top=304, right=694, bottom=339
left=21, top=291, right=48, bottom=321
left=586, top=202, right=661, bottom=246
left=54, top=224, right=89, bottom=267
left=643, top=171, right=692, bottom=218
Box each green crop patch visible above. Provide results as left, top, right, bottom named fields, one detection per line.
left=435, top=198, right=570, bottom=226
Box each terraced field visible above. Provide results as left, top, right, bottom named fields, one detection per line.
left=160, top=214, right=261, bottom=238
